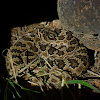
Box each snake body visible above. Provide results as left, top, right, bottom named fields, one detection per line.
left=6, top=22, right=90, bottom=89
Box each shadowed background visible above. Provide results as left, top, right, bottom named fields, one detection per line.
left=0, top=0, right=100, bottom=100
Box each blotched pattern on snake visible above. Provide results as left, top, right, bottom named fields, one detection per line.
left=6, top=23, right=90, bottom=90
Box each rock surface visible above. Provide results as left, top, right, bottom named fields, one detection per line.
left=57, top=0, right=100, bottom=51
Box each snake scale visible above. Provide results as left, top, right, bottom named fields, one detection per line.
left=5, top=21, right=90, bottom=90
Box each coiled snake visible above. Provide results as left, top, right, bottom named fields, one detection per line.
left=5, top=22, right=90, bottom=90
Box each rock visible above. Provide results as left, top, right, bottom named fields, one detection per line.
left=57, top=0, right=100, bottom=51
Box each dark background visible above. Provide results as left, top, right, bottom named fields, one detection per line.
left=0, top=0, right=58, bottom=55
left=0, top=0, right=58, bottom=99
left=0, top=0, right=100, bottom=100
left=0, top=0, right=58, bottom=68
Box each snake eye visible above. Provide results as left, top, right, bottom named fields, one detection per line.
left=48, top=33, right=56, bottom=40
left=48, top=33, right=54, bottom=38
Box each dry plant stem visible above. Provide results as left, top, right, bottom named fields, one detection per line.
left=78, top=84, right=81, bottom=89
left=43, top=58, right=52, bottom=69
left=61, top=79, right=65, bottom=87
left=10, top=58, right=38, bottom=80
left=26, top=73, right=44, bottom=92
left=38, top=81, right=44, bottom=92
left=61, top=73, right=69, bottom=88
left=8, top=49, right=17, bottom=83
left=87, top=70, right=100, bottom=77
left=28, top=80, right=44, bottom=92
left=18, top=58, right=38, bottom=73
left=43, top=58, right=69, bottom=88
left=12, top=36, right=24, bottom=46
left=94, top=51, right=97, bottom=57
left=2, top=48, right=8, bottom=57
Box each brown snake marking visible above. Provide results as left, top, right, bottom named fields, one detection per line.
left=6, top=22, right=90, bottom=89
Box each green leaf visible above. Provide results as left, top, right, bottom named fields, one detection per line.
left=4, top=82, right=8, bottom=100
left=6, top=78, right=40, bottom=94
left=40, top=63, right=46, bottom=84
left=13, top=81, right=41, bottom=93
left=7, top=79, right=22, bottom=98
left=66, top=80, right=100, bottom=93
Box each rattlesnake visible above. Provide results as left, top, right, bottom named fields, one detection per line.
left=5, top=21, right=90, bottom=90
